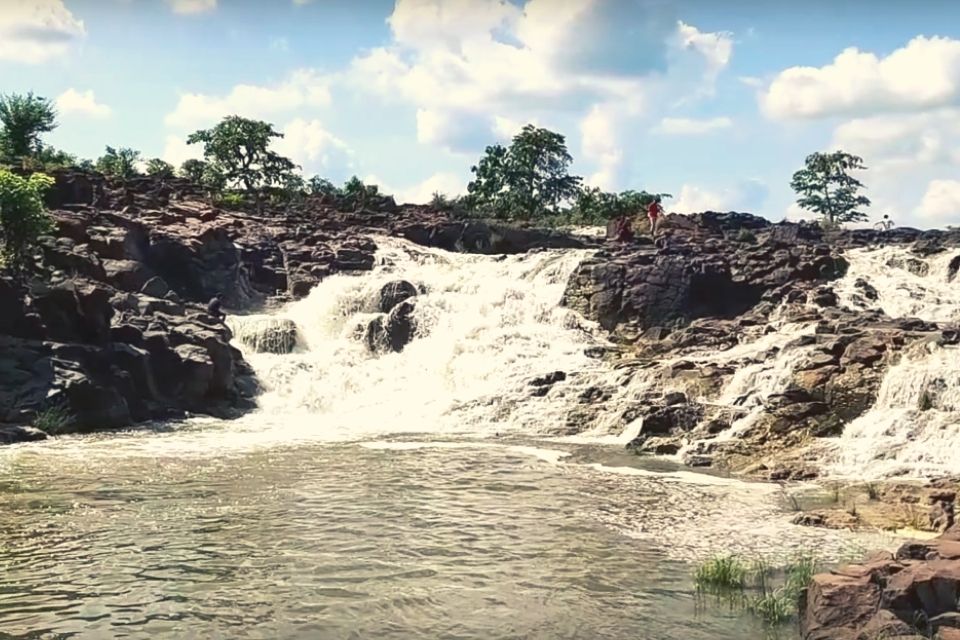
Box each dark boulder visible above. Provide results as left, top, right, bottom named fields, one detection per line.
left=377, top=280, right=418, bottom=313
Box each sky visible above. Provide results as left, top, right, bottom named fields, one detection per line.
left=1, top=0, right=960, bottom=228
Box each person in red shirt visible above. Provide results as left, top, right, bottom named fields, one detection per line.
left=647, top=197, right=663, bottom=237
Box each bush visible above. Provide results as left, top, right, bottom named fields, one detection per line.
left=179, top=158, right=208, bottom=183
left=737, top=229, right=758, bottom=244
left=216, top=192, right=246, bottom=208
left=0, top=169, right=53, bottom=272
left=33, top=403, right=73, bottom=434
left=145, top=158, right=175, bottom=179
left=96, top=146, right=141, bottom=180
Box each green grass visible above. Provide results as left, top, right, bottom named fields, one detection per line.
left=33, top=404, right=73, bottom=434
left=695, top=553, right=820, bottom=627
left=694, top=555, right=748, bottom=591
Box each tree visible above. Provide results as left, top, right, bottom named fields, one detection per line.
left=466, top=125, right=582, bottom=220
left=0, top=92, right=57, bottom=161
left=572, top=187, right=671, bottom=223
left=186, top=116, right=298, bottom=202
left=791, top=151, right=871, bottom=226
left=0, top=169, right=53, bottom=272
left=179, top=158, right=208, bottom=183
left=96, top=146, right=141, bottom=180
left=145, top=158, right=175, bottom=179
left=307, top=175, right=338, bottom=197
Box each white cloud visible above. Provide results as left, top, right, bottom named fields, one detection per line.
left=273, top=118, right=354, bottom=176
left=56, top=89, right=112, bottom=119
left=0, top=0, right=85, bottom=63
left=671, top=180, right=768, bottom=214
left=168, top=0, right=217, bottom=15
left=162, top=135, right=202, bottom=168
left=395, top=172, right=467, bottom=204
left=653, top=116, right=732, bottom=135
left=916, top=179, right=960, bottom=220
left=761, top=36, right=960, bottom=120
left=580, top=104, right=622, bottom=189
left=165, top=69, right=332, bottom=130
left=349, top=1, right=733, bottom=165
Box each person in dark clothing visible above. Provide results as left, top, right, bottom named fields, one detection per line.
left=614, top=215, right=634, bottom=242
left=207, top=295, right=225, bottom=322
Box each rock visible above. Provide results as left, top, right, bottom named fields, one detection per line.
left=385, top=300, right=417, bottom=352
left=140, top=275, right=171, bottom=298
left=232, top=317, right=298, bottom=354
left=530, top=371, right=567, bottom=387
left=102, top=258, right=153, bottom=292
left=377, top=280, right=418, bottom=313
left=0, top=425, right=49, bottom=444
left=174, top=344, right=215, bottom=400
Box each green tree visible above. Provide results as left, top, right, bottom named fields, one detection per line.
left=307, top=175, right=338, bottom=197
left=0, top=92, right=57, bottom=162
left=179, top=158, right=208, bottom=183
left=186, top=116, right=297, bottom=204
left=341, top=176, right=380, bottom=211
left=145, top=158, right=175, bottom=179
left=0, top=169, right=54, bottom=272
left=791, top=151, right=871, bottom=226
left=467, top=125, right=582, bottom=220
left=571, top=187, right=671, bottom=223
left=33, top=146, right=77, bottom=171
left=96, top=146, right=141, bottom=180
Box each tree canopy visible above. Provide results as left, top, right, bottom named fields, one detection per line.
left=96, top=146, right=141, bottom=180
left=186, top=116, right=297, bottom=196
left=145, top=158, right=175, bottom=179
left=0, top=92, right=57, bottom=162
left=0, top=169, right=53, bottom=272
left=466, top=125, right=582, bottom=219
left=790, top=151, right=871, bottom=226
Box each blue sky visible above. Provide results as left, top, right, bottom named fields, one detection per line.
left=2, top=0, right=960, bottom=227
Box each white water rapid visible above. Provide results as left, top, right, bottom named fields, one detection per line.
left=228, top=239, right=960, bottom=480
left=826, top=246, right=960, bottom=479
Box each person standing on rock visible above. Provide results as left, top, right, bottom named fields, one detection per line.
left=647, top=197, right=664, bottom=237
left=614, top=214, right=634, bottom=243
left=207, top=295, right=226, bottom=323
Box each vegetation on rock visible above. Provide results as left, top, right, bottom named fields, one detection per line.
left=96, top=146, right=142, bottom=180
left=791, top=151, right=871, bottom=226
left=0, top=168, right=53, bottom=272
left=0, top=92, right=57, bottom=163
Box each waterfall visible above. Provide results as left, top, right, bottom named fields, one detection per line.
left=230, top=237, right=609, bottom=440
left=823, top=245, right=960, bottom=478
left=227, top=237, right=960, bottom=479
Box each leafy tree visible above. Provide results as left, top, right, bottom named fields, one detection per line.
left=0, top=169, right=54, bottom=272
left=307, top=175, right=338, bottom=197
left=145, top=158, right=175, bottom=179
left=201, top=163, right=227, bottom=196
left=341, top=176, right=380, bottom=211
left=186, top=116, right=297, bottom=202
left=96, top=146, right=141, bottom=180
left=0, top=92, right=57, bottom=161
left=179, top=158, right=208, bottom=183
left=791, top=151, right=871, bottom=226
left=467, top=125, right=582, bottom=220
left=571, top=187, right=671, bottom=223
left=32, top=146, right=77, bottom=171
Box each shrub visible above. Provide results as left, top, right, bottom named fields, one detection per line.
left=216, top=192, right=246, bottom=208
left=33, top=403, right=73, bottom=434
left=96, top=146, right=141, bottom=180
left=145, top=158, right=175, bottom=179
left=0, top=169, right=54, bottom=272
left=737, top=229, right=758, bottom=244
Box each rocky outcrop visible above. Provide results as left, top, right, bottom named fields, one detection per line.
left=562, top=213, right=847, bottom=333
left=801, top=534, right=960, bottom=640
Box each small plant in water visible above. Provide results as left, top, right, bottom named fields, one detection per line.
left=694, top=555, right=747, bottom=591
left=33, top=403, right=73, bottom=434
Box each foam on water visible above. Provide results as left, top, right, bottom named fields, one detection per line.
left=230, top=237, right=609, bottom=440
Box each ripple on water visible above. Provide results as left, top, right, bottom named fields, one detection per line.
left=0, top=435, right=892, bottom=640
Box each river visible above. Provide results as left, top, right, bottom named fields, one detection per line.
left=3, top=237, right=934, bottom=640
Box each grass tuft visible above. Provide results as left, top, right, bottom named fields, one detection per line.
left=694, top=555, right=748, bottom=591
left=33, top=403, right=73, bottom=434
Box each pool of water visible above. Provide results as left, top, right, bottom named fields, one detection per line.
left=0, top=424, right=888, bottom=640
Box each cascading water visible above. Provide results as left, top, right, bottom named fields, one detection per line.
left=229, top=237, right=611, bottom=440
left=824, top=245, right=960, bottom=478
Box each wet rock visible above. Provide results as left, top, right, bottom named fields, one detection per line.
left=140, top=275, right=171, bottom=298
left=233, top=318, right=298, bottom=354
left=530, top=371, right=567, bottom=387
left=0, top=425, right=49, bottom=444
left=377, top=280, right=418, bottom=313
left=385, top=300, right=417, bottom=352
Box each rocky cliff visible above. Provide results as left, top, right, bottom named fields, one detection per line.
left=0, top=170, right=594, bottom=442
